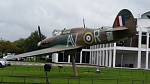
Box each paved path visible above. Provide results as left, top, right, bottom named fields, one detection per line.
left=10, top=61, right=150, bottom=70
left=9, top=61, right=149, bottom=71
left=10, top=61, right=97, bottom=68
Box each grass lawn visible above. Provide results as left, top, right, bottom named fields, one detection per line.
left=0, top=65, right=150, bottom=84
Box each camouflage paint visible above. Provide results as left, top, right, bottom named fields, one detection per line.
left=38, top=9, right=136, bottom=52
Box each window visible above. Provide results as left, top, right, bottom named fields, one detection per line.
left=141, top=33, right=146, bottom=44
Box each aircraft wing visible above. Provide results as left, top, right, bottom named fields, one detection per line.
left=1, top=45, right=82, bottom=61
left=105, top=27, right=127, bottom=32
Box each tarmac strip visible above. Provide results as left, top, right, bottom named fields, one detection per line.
left=10, top=61, right=97, bottom=68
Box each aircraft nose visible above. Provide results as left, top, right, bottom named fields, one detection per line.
left=37, top=42, right=41, bottom=47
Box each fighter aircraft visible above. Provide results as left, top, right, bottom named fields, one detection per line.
left=2, top=9, right=137, bottom=77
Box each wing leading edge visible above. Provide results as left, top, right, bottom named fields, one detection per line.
left=1, top=45, right=82, bottom=61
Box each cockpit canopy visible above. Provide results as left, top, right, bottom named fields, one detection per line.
left=52, top=29, right=62, bottom=36
left=52, top=28, right=72, bottom=36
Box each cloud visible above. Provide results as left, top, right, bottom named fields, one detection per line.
left=0, top=0, right=149, bottom=41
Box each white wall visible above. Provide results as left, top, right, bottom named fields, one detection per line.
left=52, top=53, right=58, bottom=63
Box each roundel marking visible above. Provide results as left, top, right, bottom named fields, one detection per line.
left=83, top=32, right=94, bottom=44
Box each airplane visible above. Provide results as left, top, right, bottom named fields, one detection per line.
left=2, top=9, right=137, bottom=77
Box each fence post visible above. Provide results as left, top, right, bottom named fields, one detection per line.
left=92, top=79, right=93, bottom=84
left=146, top=75, right=148, bottom=81
left=68, top=78, right=69, bottom=84
left=28, top=66, right=29, bottom=71
left=132, top=80, right=134, bottom=84
left=24, top=77, right=26, bottom=84
left=64, top=68, right=65, bottom=72
left=11, top=70, right=14, bottom=76
left=120, top=75, right=122, bottom=82
left=1, top=76, right=3, bottom=83
left=142, top=80, right=144, bottom=84
left=131, top=71, right=132, bottom=75
left=117, top=79, right=119, bottom=84
left=78, top=78, right=80, bottom=84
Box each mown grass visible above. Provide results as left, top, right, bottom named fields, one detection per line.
left=0, top=65, right=150, bottom=84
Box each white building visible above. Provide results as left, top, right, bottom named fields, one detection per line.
left=52, top=11, right=150, bottom=69
left=87, top=11, right=150, bottom=69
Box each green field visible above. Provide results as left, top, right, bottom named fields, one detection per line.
left=0, top=65, right=150, bottom=84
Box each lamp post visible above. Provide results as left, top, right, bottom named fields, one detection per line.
left=121, top=54, right=123, bottom=69
left=44, top=64, right=52, bottom=84
left=96, top=49, right=100, bottom=74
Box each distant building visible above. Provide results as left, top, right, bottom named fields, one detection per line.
left=87, top=11, right=150, bottom=69
left=52, top=11, right=150, bottom=69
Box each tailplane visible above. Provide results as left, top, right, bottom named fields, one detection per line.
left=113, top=9, right=137, bottom=37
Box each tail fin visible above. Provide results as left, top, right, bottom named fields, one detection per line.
left=113, top=9, right=137, bottom=37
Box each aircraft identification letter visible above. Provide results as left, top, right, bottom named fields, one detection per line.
left=94, top=30, right=101, bottom=42
left=106, top=32, right=113, bottom=41
left=66, top=33, right=78, bottom=47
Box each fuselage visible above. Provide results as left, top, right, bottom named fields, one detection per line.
left=38, top=27, right=129, bottom=49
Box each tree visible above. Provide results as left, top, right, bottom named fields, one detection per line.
left=0, top=40, right=18, bottom=55
left=13, top=38, right=27, bottom=54
left=0, top=30, right=46, bottom=55
left=25, top=31, right=46, bottom=52
left=0, top=40, right=5, bottom=55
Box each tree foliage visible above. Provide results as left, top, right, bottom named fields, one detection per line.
left=0, top=40, right=18, bottom=54
left=13, top=38, right=27, bottom=54
left=0, top=30, right=46, bottom=55
left=25, top=31, right=46, bottom=52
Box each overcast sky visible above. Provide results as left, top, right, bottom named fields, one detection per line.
left=0, top=0, right=149, bottom=42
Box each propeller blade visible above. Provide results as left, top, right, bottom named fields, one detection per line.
left=83, top=18, right=86, bottom=28
left=38, top=25, right=42, bottom=41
